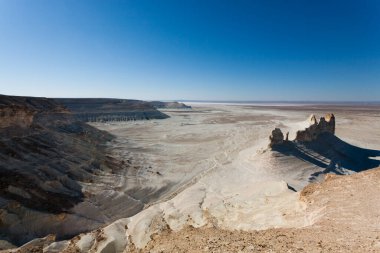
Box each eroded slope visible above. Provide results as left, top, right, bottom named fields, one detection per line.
left=141, top=167, right=380, bottom=253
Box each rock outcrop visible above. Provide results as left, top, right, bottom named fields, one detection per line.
left=269, top=113, right=335, bottom=147
left=0, top=95, right=122, bottom=246
left=0, top=96, right=68, bottom=128
left=0, top=106, right=35, bottom=128
left=295, top=113, right=335, bottom=142
left=267, top=112, right=380, bottom=185
left=269, top=128, right=284, bottom=147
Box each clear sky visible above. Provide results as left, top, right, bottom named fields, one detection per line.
left=0, top=0, right=379, bottom=101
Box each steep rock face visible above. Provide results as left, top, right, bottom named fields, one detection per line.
left=0, top=96, right=67, bottom=129
left=295, top=113, right=335, bottom=142
left=54, top=98, right=170, bottom=122
left=0, top=95, right=119, bottom=246
left=0, top=107, right=35, bottom=128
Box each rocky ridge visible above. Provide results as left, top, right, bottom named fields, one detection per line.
left=54, top=98, right=171, bottom=122
left=0, top=95, right=193, bottom=250
left=0, top=95, right=121, bottom=246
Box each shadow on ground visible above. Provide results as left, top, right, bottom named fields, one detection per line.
left=272, top=133, right=380, bottom=181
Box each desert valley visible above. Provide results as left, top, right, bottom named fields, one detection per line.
left=1, top=95, right=379, bottom=252
left=1, top=1, right=379, bottom=251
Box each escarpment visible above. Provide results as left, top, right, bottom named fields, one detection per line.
left=0, top=106, right=35, bottom=128
left=54, top=98, right=170, bottom=122
left=0, top=95, right=185, bottom=248
left=0, top=96, right=68, bottom=129
left=0, top=95, right=121, bottom=246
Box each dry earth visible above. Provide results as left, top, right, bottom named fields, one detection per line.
left=140, top=168, right=380, bottom=253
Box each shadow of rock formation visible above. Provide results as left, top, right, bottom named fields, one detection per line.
left=272, top=133, right=380, bottom=181
left=269, top=113, right=380, bottom=183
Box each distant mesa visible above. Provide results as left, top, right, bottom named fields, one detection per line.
left=53, top=99, right=191, bottom=122
left=149, top=101, right=192, bottom=109
left=269, top=113, right=335, bottom=147
left=54, top=98, right=171, bottom=122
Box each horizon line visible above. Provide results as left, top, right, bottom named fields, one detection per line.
left=1, top=94, right=380, bottom=104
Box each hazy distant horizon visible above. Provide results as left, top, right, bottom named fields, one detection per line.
left=178, top=100, right=380, bottom=104
left=2, top=93, right=380, bottom=105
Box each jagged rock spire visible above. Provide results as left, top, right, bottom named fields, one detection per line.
left=269, top=113, right=336, bottom=147
left=269, top=128, right=284, bottom=147
left=296, top=113, right=335, bottom=141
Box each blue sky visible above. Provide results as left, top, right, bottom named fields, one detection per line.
left=0, top=0, right=379, bottom=101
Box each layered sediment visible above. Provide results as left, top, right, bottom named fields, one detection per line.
left=54, top=98, right=170, bottom=122
left=0, top=95, right=193, bottom=249
left=0, top=95, right=119, bottom=245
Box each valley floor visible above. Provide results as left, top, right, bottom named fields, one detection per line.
left=5, top=103, right=380, bottom=252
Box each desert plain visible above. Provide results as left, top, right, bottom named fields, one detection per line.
left=4, top=102, right=380, bottom=252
